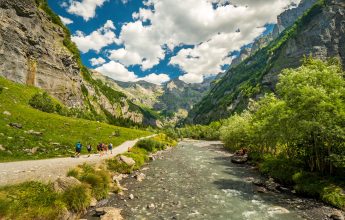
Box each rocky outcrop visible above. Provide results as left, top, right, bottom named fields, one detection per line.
left=0, top=0, right=83, bottom=107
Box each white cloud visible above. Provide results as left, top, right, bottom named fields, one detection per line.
left=95, top=61, right=138, bottom=82
left=139, top=73, right=170, bottom=85
left=59, top=16, right=73, bottom=25
left=89, top=57, right=106, bottom=66
left=71, top=20, right=119, bottom=53
left=116, top=0, right=300, bottom=83
left=65, top=0, right=107, bottom=21
left=179, top=73, right=204, bottom=84
left=108, top=48, right=142, bottom=66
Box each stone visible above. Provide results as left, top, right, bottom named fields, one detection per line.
left=119, top=155, right=136, bottom=166
left=53, top=177, right=81, bottom=193
left=230, top=154, right=248, bottom=164
left=134, top=173, right=146, bottom=182
left=95, top=207, right=123, bottom=220
left=149, top=155, right=155, bottom=161
left=89, top=197, right=97, bottom=207
left=267, top=206, right=290, bottom=215
left=3, top=111, right=11, bottom=116
left=330, top=211, right=345, bottom=220
left=147, top=203, right=155, bottom=209
left=9, top=122, right=22, bottom=129
left=0, top=145, right=5, bottom=151
left=129, top=194, right=134, bottom=200
left=256, top=186, right=268, bottom=193
left=31, top=147, right=39, bottom=154
left=25, top=130, right=43, bottom=136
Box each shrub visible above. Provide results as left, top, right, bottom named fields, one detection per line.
left=67, top=168, right=80, bottom=178
left=136, top=138, right=165, bottom=152
left=29, top=92, right=55, bottom=113
left=321, top=185, right=345, bottom=209
left=106, top=158, right=133, bottom=174
left=62, top=184, right=91, bottom=212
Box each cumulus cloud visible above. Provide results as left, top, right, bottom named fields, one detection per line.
left=71, top=20, right=119, bottom=53
left=116, top=0, right=300, bottom=82
left=89, top=57, right=106, bottom=66
left=95, top=61, right=138, bottom=82
left=59, top=16, right=73, bottom=25
left=64, top=0, right=107, bottom=21
left=139, top=73, right=170, bottom=85
left=95, top=61, right=169, bottom=84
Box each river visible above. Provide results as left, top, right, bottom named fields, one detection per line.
left=86, top=140, right=336, bottom=220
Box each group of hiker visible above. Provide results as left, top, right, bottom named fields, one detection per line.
left=74, top=141, right=113, bottom=158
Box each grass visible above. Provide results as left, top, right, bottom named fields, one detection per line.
left=0, top=77, right=151, bottom=162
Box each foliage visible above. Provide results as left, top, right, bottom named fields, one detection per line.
left=178, top=121, right=222, bottom=140
left=0, top=77, right=151, bottom=162
left=62, top=184, right=91, bottom=212
left=29, top=92, right=55, bottom=113
left=106, top=158, right=134, bottom=174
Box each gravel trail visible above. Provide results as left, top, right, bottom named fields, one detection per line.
left=0, top=135, right=154, bottom=186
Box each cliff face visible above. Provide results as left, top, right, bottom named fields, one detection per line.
left=231, top=0, right=317, bottom=68
left=190, top=0, right=345, bottom=124
left=0, top=0, right=83, bottom=107
left=0, top=0, right=160, bottom=127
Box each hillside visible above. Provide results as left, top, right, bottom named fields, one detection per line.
left=0, top=76, right=150, bottom=162
left=188, top=0, right=345, bottom=124
left=92, top=71, right=213, bottom=124
left=0, top=0, right=159, bottom=127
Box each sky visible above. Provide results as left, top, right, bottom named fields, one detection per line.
left=47, top=0, right=300, bottom=84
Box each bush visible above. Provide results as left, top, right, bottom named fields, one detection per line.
left=62, top=184, right=91, bottom=212
left=106, top=158, right=133, bottom=174
left=136, top=138, right=165, bottom=152
left=29, top=92, right=55, bottom=113
left=322, top=185, right=345, bottom=209
left=67, top=168, right=80, bottom=178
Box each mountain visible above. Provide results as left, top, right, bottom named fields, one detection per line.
left=92, top=71, right=213, bottom=124
left=231, top=0, right=317, bottom=68
left=188, top=0, right=345, bottom=124
left=0, top=0, right=159, bottom=127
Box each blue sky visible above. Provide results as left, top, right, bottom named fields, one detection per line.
left=47, top=0, right=298, bottom=84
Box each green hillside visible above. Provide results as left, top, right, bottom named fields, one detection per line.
left=0, top=77, right=151, bottom=162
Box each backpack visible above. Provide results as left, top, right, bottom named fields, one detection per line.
left=76, top=143, right=82, bottom=149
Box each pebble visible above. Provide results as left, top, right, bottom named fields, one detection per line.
left=129, top=194, right=134, bottom=200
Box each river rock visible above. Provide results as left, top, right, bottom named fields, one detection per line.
left=256, top=186, right=268, bottom=193
left=119, top=155, right=135, bottom=166
left=147, top=203, right=155, bottom=209
left=95, top=207, right=123, bottom=220
left=267, top=206, right=290, bottom=215
left=231, top=154, right=248, bottom=164
left=129, top=194, right=134, bottom=200
left=89, top=197, right=97, bottom=207
left=9, top=122, right=22, bottom=129
left=135, top=173, right=146, bottom=182
left=53, top=176, right=81, bottom=193
left=330, top=210, right=345, bottom=220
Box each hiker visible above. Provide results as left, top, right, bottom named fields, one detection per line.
left=75, top=141, right=82, bottom=158
left=98, top=143, right=103, bottom=157
left=104, top=143, right=108, bottom=155
left=87, top=143, right=92, bottom=157
left=108, top=143, right=113, bottom=154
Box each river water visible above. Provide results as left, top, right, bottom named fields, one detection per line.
left=87, top=140, right=334, bottom=220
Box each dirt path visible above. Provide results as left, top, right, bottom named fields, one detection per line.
left=0, top=135, right=155, bottom=186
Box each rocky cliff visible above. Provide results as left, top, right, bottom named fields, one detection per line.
left=0, top=0, right=83, bottom=107
left=189, top=0, right=345, bottom=124
left=0, top=0, right=160, bottom=127
left=231, top=0, right=317, bottom=68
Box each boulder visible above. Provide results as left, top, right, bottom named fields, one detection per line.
left=53, top=176, right=81, bottom=193
left=119, top=155, right=135, bottom=166
left=134, top=173, right=146, bottom=182
left=231, top=154, right=248, bottom=164
left=95, top=207, right=123, bottom=220
left=89, top=197, right=97, bottom=207
left=9, top=122, right=22, bottom=129
left=267, top=206, right=290, bottom=215
left=330, top=211, right=345, bottom=220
